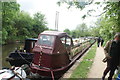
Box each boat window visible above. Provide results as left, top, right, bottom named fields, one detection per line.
left=66, top=37, right=71, bottom=46
left=60, top=37, right=65, bottom=45
left=60, top=37, right=71, bottom=47
left=31, top=42, right=34, bottom=48
left=38, top=35, right=55, bottom=46
left=31, top=41, right=36, bottom=49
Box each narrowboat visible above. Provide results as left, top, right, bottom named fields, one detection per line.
left=6, top=38, right=37, bottom=67
left=30, top=31, right=95, bottom=78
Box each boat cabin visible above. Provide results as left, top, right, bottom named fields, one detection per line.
left=24, top=38, right=38, bottom=53
left=32, top=31, right=73, bottom=69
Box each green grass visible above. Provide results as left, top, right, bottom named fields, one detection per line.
left=70, top=43, right=97, bottom=78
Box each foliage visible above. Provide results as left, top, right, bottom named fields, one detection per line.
left=14, top=11, right=32, bottom=40
left=58, top=0, right=120, bottom=40
left=90, top=26, right=100, bottom=37
left=64, top=28, right=71, bottom=35
left=0, top=36, right=1, bottom=45
left=98, top=2, right=120, bottom=40
left=2, top=1, right=20, bottom=44
left=71, top=30, right=78, bottom=38
left=57, top=0, right=93, bottom=10
left=33, top=12, right=48, bottom=36
left=75, top=23, right=89, bottom=37
left=2, top=1, right=48, bottom=44
left=57, top=0, right=101, bottom=18
left=64, top=23, right=94, bottom=38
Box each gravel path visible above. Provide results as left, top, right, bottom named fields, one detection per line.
left=87, top=46, right=108, bottom=78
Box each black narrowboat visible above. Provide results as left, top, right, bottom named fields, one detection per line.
left=6, top=38, right=37, bottom=67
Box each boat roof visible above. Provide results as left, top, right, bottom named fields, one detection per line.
left=40, top=31, right=68, bottom=37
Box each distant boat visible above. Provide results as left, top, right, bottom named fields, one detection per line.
left=6, top=38, right=38, bottom=67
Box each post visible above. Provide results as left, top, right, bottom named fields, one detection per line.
left=55, top=11, right=59, bottom=31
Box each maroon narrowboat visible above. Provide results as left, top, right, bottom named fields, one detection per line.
left=30, top=31, right=73, bottom=78
left=30, top=31, right=95, bottom=78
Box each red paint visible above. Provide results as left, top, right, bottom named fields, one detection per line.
left=30, top=31, right=74, bottom=78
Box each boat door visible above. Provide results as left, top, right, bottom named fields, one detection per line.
left=60, top=36, right=73, bottom=54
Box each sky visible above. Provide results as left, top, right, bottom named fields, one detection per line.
left=17, top=0, right=104, bottom=31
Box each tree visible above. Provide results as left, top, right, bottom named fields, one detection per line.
left=2, top=1, right=48, bottom=44
left=2, top=1, right=20, bottom=43
left=98, top=2, right=120, bottom=40
left=64, top=23, right=93, bottom=38
left=75, top=23, right=88, bottom=37
left=14, top=11, right=34, bottom=40
left=58, top=0, right=120, bottom=40
left=90, top=26, right=100, bottom=37
left=64, top=28, right=71, bottom=35
left=71, top=30, right=77, bottom=38
left=0, top=31, right=2, bottom=45
left=57, top=0, right=93, bottom=10
left=33, top=12, right=48, bottom=36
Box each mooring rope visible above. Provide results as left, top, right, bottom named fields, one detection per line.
left=51, top=71, right=54, bottom=80
left=17, top=52, right=32, bottom=64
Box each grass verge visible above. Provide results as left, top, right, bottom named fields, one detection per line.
left=70, top=43, right=97, bottom=78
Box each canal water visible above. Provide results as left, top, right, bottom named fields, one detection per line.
left=2, top=43, right=23, bottom=68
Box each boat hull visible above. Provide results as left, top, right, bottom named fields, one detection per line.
left=7, top=52, right=33, bottom=67
left=30, top=41, right=95, bottom=78
left=30, top=63, right=71, bottom=78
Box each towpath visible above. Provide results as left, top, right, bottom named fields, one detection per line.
left=87, top=46, right=108, bottom=78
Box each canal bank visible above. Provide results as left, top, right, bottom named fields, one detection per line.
left=87, top=46, right=108, bottom=78
left=62, top=43, right=97, bottom=78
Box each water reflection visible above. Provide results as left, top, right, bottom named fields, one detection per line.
left=2, top=43, right=23, bottom=68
